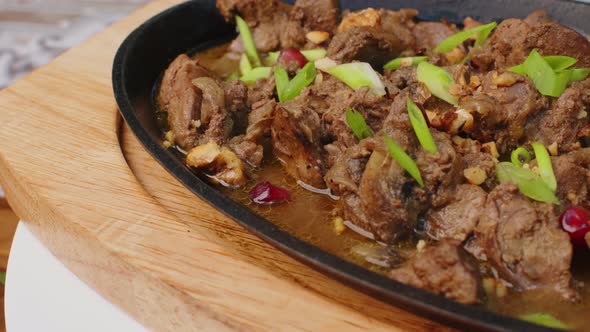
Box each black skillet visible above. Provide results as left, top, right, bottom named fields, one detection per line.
left=112, top=1, right=590, bottom=330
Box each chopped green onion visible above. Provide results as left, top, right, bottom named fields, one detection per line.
left=325, top=62, right=386, bottom=97
left=532, top=142, right=557, bottom=191
left=240, top=67, right=272, bottom=85
left=226, top=72, right=239, bottom=81
left=384, top=135, right=424, bottom=187
left=346, top=109, right=373, bottom=140
left=264, top=51, right=280, bottom=66
left=406, top=98, right=438, bottom=153
left=416, top=62, right=458, bottom=105
left=236, top=15, right=261, bottom=67
left=496, top=162, right=559, bottom=204
left=301, top=49, right=327, bottom=62
left=543, top=55, right=578, bottom=71
left=509, top=49, right=589, bottom=97
left=568, top=68, right=590, bottom=81
left=520, top=313, right=569, bottom=330
left=280, top=61, right=317, bottom=102
left=239, top=53, right=252, bottom=75
left=434, top=22, right=497, bottom=53
left=510, top=147, right=531, bottom=167
left=274, top=66, right=290, bottom=102
left=0, top=271, right=5, bottom=285
left=383, top=56, right=429, bottom=70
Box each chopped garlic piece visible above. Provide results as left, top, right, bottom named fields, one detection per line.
left=482, top=141, right=500, bottom=158
left=333, top=216, right=345, bottom=235
left=547, top=142, right=558, bottom=156
left=306, top=31, right=330, bottom=44
left=464, top=167, right=486, bottom=185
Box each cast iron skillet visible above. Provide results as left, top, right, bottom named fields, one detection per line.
left=113, top=1, right=589, bottom=330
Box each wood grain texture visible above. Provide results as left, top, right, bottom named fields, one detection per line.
left=0, top=1, right=451, bottom=331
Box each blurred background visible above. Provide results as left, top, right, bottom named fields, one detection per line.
left=0, top=0, right=148, bottom=330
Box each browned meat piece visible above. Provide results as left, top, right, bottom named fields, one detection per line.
left=291, top=0, right=340, bottom=33
left=526, top=78, right=590, bottom=152
left=415, top=130, right=463, bottom=206
left=461, top=71, right=546, bottom=153
left=159, top=54, right=213, bottom=150
left=389, top=240, right=482, bottom=304
left=223, top=80, right=248, bottom=114
left=551, top=148, right=590, bottom=207
left=378, top=8, right=417, bottom=51
left=325, top=139, right=374, bottom=195
left=216, top=0, right=279, bottom=23
left=247, top=74, right=276, bottom=106
left=327, top=26, right=406, bottom=68
left=474, top=183, right=577, bottom=300
left=228, top=135, right=264, bottom=167
left=358, top=136, right=420, bottom=243
left=412, top=21, right=458, bottom=51
left=191, top=77, right=235, bottom=146
left=523, top=10, right=553, bottom=25
left=472, top=17, right=590, bottom=70
left=245, top=99, right=275, bottom=142
left=426, top=184, right=487, bottom=242
left=271, top=106, right=326, bottom=188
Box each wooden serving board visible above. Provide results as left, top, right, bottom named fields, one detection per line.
left=0, top=1, right=451, bottom=331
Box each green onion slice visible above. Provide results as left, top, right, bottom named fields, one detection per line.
left=240, top=67, right=272, bottom=85
left=434, top=22, right=497, bottom=53
left=325, top=62, right=386, bottom=97
left=383, top=56, right=429, bottom=70
left=281, top=61, right=317, bottom=102
left=532, top=142, right=557, bottom=191
left=226, top=72, right=239, bottom=81
left=568, top=68, right=590, bottom=81
left=302, top=49, right=327, bottom=62
left=236, top=15, right=261, bottom=67
left=384, top=135, right=424, bottom=187
left=416, top=62, right=458, bottom=105
left=274, top=66, right=290, bottom=102
left=510, top=147, right=531, bottom=167
left=496, top=162, right=559, bottom=204
left=346, top=109, right=373, bottom=140
left=239, top=53, right=252, bottom=75
left=544, top=55, right=578, bottom=71
left=406, top=98, right=438, bottom=153
left=520, top=313, right=569, bottom=330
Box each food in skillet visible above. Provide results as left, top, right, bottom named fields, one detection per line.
left=156, top=0, right=590, bottom=329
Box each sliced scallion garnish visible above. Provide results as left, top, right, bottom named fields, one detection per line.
left=274, top=66, right=290, bottom=102
left=226, top=72, right=239, bottom=81
left=496, top=162, right=559, bottom=204
left=236, top=15, right=261, bottom=67
left=520, top=313, right=569, bottom=330
left=345, top=109, right=373, bottom=140
left=301, top=49, right=327, bottom=62
left=239, top=53, right=252, bottom=75
left=384, top=135, right=424, bottom=187
left=324, top=62, right=386, bottom=97
left=510, top=147, right=531, bottom=167
left=240, top=67, right=272, bottom=85
left=416, top=62, right=458, bottom=105
left=383, top=56, right=429, bottom=70
left=434, top=22, right=497, bottom=53
left=509, top=49, right=589, bottom=97
left=406, top=97, right=438, bottom=153
left=532, top=142, right=557, bottom=191
left=280, top=61, right=316, bottom=102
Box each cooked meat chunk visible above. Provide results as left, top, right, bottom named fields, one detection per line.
left=245, top=99, right=275, bottom=142
left=551, top=148, right=590, bottom=207
left=159, top=54, right=212, bottom=150
left=291, top=0, right=340, bottom=33
left=378, top=8, right=417, bottom=50
left=247, top=75, right=276, bottom=106
left=389, top=240, right=482, bottom=304
left=271, top=106, right=326, bottom=188
left=192, top=77, right=234, bottom=145
left=461, top=71, right=546, bottom=153
left=228, top=135, right=264, bottom=167
left=472, top=16, right=590, bottom=70
left=216, top=0, right=280, bottom=23
left=358, top=137, right=420, bottom=243
left=474, top=183, right=577, bottom=300
left=526, top=78, right=590, bottom=152
left=327, top=26, right=405, bottom=68
left=523, top=10, right=552, bottom=25
left=412, top=21, right=457, bottom=51
left=426, top=184, right=487, bottom=242
left=186, top=141, right=247, bottom=186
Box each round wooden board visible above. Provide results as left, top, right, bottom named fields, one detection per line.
left=0, top=0, right=451, bottom=331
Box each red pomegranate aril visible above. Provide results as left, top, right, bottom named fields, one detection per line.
left=560, top=205, right=590, bottom=249
left=249, top=181, right=290, bottom=205
left=278, top=48, right=308, bottom=69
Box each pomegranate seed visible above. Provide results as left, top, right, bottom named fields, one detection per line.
left=560, top=206, right=590, bottom=249
left=249, top=181, right=290, bottom=205
left=278, top=48, right=308, bottom=69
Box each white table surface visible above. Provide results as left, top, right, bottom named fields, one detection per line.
left=5, top=222, right=147, bottom=332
